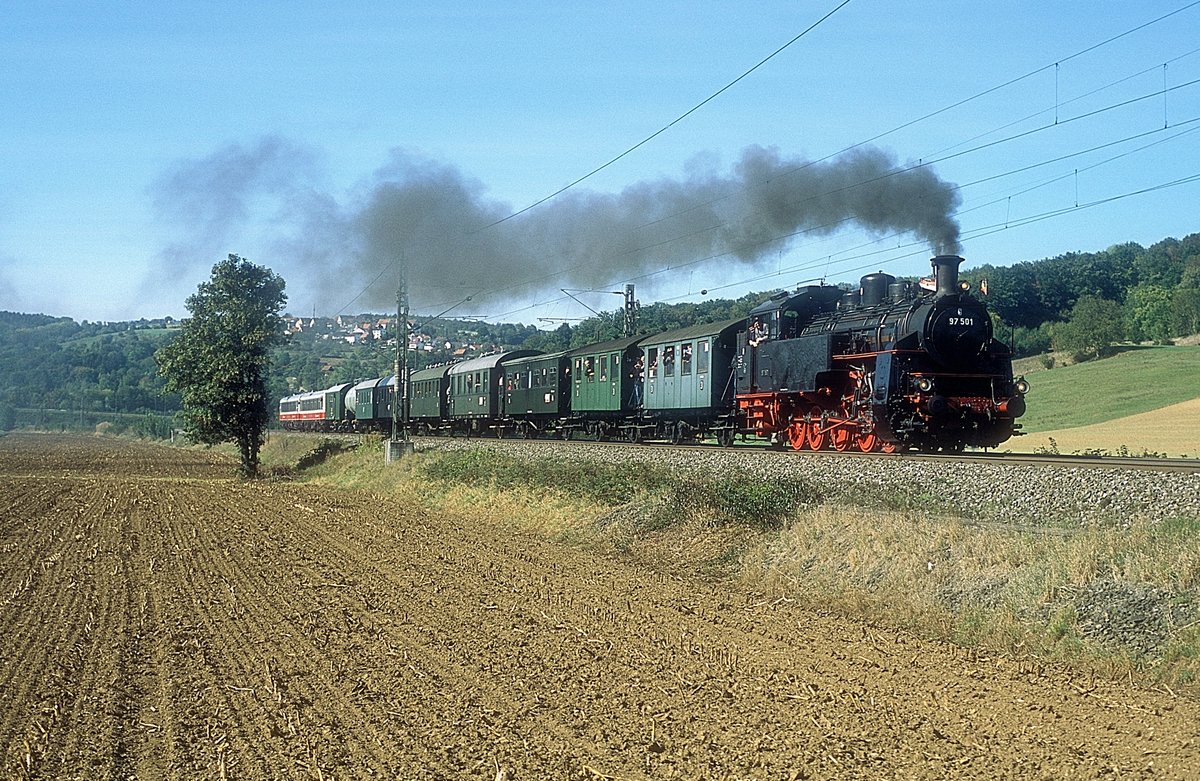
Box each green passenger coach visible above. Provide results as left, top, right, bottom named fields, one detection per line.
left=637, top=318, right=742, bottom=444
left=502, top=351, right=570, bottom=438
left=562, top=335, right=644, bottom=439
left=446, top=350, right=538, bottom=435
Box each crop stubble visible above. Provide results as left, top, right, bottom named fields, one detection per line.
left=0, top=433, right=1197, bottom=780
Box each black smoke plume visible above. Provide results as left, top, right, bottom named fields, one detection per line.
left=151, top=139, right=961, bottom=315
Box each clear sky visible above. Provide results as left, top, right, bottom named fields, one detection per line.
left=2, top=1, right=1198, bottom=325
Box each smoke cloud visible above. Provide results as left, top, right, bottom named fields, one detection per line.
left=151, top=139, right=961, bottom=316
left=145, top=136, right=322, bottom=303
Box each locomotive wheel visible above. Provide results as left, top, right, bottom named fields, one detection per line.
left=786, top=421, right=808, bottom=451
left=880, top=440, right=898, bottom=454
left=806, top=420, right=827, bottom=451
left=830, top=424, right=852, bottom=452
left=857, top=431, right=878, bottom=453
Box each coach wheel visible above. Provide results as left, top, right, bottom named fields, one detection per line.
left=857, top=431, right=878, bottom=453
left=670, top=422, right=685, bottom=446
left=831, top=423, right=852, bottom=452
left=626, top=426, right=643, bottom=444
left=716, top=428, right=735, bottom=448
left=560, top=427, right=573, bottom=441
left=787, top=421, right=807, bottom=451
left=807, top=419, right=828, bottom=451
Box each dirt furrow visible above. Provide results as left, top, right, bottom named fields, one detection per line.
left=2, top=433, right=1199, bottom=780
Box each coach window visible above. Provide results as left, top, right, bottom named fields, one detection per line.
left=699, top=340, right=710, bottom=373
left=647, top=347, right=658, bottom=378
left=663, top=345, right=676, bottom=377
left=681, top=342, right=693, bottom=375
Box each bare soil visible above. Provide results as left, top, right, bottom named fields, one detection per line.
left=2, top=433, right=1197, bottom=780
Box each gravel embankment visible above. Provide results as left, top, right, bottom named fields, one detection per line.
left=420, top=438, right=1200, bottom=527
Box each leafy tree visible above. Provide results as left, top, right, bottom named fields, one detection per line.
left=1172, top=288, right=1200, bottom=337
left=521, top=323, right=571, bottom=353
left=156, top=255, right=287, bottom=477
left=1124, top=284, right=1173, bottom=343
left=1050, top=295, right=1125, bottom=362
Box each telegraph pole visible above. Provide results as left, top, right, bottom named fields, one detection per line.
left=386, top=266, right=415, bottom=462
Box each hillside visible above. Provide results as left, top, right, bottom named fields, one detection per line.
left=1015, top=344, right=1200, bottom=431
left=1011, top=344, right=1200, bottom=456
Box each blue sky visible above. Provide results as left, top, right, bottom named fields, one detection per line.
left=2, top=1, right=1198, bottom=324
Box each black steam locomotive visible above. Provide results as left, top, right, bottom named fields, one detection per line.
left=280, top=255, right=1027, bottom=452
left=737, top=254, right=1026, bottom=452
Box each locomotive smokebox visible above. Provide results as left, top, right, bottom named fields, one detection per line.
left=931, top=255, right=965, bottom=298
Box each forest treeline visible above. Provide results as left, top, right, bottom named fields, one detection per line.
left=1, top=232, right=1198, bottom=431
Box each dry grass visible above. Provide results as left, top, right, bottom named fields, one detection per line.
left=739, top=505, right=1200, bottom=682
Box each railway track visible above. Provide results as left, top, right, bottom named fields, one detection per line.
left=402, top=432, right=1200, bottom=473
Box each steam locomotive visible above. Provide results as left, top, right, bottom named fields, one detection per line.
left=279, top=255, right=1027, bottom=452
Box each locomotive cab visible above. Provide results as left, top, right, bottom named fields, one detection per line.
left=736, top=285, right=843, bottom=395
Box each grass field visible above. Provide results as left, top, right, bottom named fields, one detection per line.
left=1016, top=344, right=1200, bottom=432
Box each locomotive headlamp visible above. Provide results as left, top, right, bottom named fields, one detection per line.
left=959, top=280, right=971, bottom=292
left=914, top=377, right=934, bottom=393
left=1014, top=378, right=1029, bottom=395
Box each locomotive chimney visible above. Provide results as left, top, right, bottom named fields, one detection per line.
left=931, top=254, right=964, bottom=298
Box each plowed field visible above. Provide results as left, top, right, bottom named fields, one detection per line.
left=1, top=433, right=1197, bottom=780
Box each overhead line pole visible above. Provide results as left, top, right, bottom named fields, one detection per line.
left=387, top=263, right=415, bottom=462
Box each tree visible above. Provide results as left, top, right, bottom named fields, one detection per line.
left=156, top=255, right=287, bottom=477
left=1124, top=283, right=1173, bottom=343
left=1050, top=295, right=1125, bottom=362
left=1172, top=288, right=1200, bottom=337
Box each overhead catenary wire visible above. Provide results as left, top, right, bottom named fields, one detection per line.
left=447, top=94, right=1200, bottom=322
left=353, top=3, right=1200, bottom=323
left=457, top=11, right=1200, bottom=319
left=476, top=0, right=854, bottom=231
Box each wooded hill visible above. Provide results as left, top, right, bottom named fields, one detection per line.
left=1, top=231, right=1198, bottom=432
